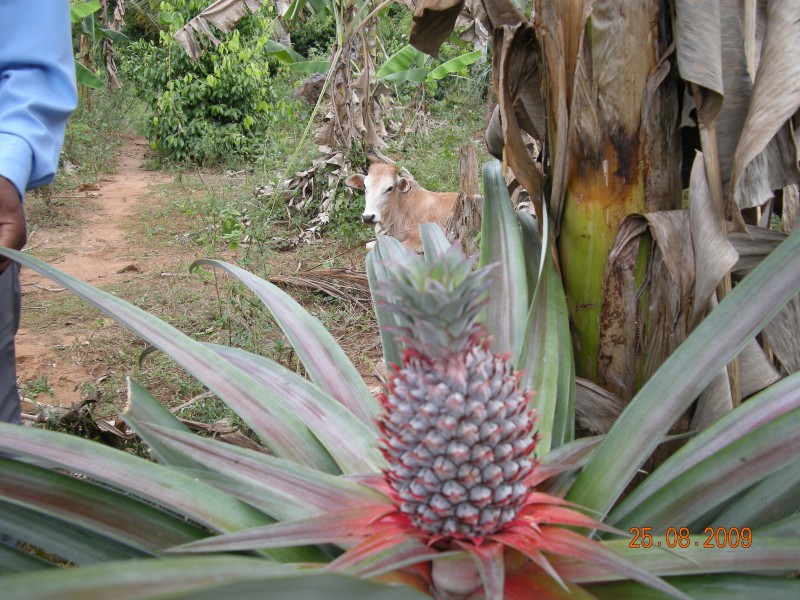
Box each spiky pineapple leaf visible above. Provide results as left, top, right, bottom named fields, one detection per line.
left=479, top=160, right=529, bottom=360
left=586, top=574, right=800, bottom=599
left=367, top=235, right=412, bottom=367
left=554, top=537, right=800, bottom=582
left=0, top=422, right=277, bottom=537
left=611, top=406, right=800, bottom=532
left=468, top=543, right=506, bottom=600
left=0, top=248, right=333, bottom=470
left=419, top=222, right=452, bottom=260
left=518, top=203, right=575, bottom=453
left=202, top=343, right=384, bottom=474
left=567, top=227, right=800, bottom=516
left=710, top=454, right=800, bottom=529
left=517, top=211, right=542, bottom=305
left=608, top=372, right=800, bottom=526
left=124, top=379, right=200, bottom=468
left=757, top=513, right=800, bottom=536
left=171, top=506, right=391, bottom=553
left=0, top=457, right=206, bottom=553
left=0, top=543, right=54, bottom=574
left=536, top=529, right=689, bottom=600
left=505, top=569, right=598, bottom=600
left=134, top=424, right=385, bottom=522
left=192, top=259, right=379, bottom=428
left=347, top=540, right=453, bottom=580
left=0, top=556, right=430, bottom=600
left=0, top=500, right=148, bottom=566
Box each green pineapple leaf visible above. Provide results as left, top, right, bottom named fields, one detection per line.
left=479, top=161, right=529, bottom=360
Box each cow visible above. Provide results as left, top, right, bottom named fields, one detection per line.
left=344, top=163, right=458, bottom=251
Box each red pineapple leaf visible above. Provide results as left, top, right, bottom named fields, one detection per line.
left=327, top=528, right=424, bottom=572
left=505, top=567, right=599, bottom=600
left=171, top=505, right=393, bottom=553
left=459, top=542, right=505, bottom=600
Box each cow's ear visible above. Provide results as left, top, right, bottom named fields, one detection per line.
left=398, top=177, right=412, bottom=193
left=344, top=174, right=365, bottom=190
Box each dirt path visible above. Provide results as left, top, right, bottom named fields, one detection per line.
left=16, top=137, right=171, bottom=410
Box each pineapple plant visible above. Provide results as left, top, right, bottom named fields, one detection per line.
left=0, top=162, right=799, bottom=599
left=376, top=245, right=536, bottom=542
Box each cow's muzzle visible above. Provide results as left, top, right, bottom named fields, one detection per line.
left=361, top=214, right=376, bottom=224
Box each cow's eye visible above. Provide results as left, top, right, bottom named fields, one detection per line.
left=386, top=186, right=393, bottom=193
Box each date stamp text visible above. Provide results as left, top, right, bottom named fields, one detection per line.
left=628, top=527, right=752, bottom=549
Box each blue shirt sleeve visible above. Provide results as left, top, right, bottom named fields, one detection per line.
left=0, top=1, right=78, bottom=200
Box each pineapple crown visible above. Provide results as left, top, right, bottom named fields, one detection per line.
left=376, top=243, right=495, bottom=359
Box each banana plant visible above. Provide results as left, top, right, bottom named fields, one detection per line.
left=71, top=0, right=129, bottom=90
left=410, top=0, right=800, bottom=436
left=374, top=44, right=483, bottom=84
left=1, top=161, right=799, bottom=599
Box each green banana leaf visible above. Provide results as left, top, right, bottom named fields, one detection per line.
left=74, top=62, right=104, bottom=89
left=289, top=60, right=330, bottom=75
left=427, top=51, right=483, bottom=80
left=376, top=45, right=425, bottom=80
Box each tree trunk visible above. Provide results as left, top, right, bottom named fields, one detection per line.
left=540, top=0, right=682, bottom=393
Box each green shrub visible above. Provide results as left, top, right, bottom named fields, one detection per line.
left=288, top=11, right=336, bottom=59
left=117, top=0, right=303, bottom=164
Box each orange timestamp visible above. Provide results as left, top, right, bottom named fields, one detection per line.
left=628, top=526, right=752, bottom=549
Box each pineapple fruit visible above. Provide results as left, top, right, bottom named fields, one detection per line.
left=376, top=244, right=537, bottom=542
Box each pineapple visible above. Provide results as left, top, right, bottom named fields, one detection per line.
left=376, top=244, right=537, bottom=542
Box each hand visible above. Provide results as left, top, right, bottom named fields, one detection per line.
left=0, top=176, right=27, bottom=272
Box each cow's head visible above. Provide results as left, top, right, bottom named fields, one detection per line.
left=344, top=163, right=412, bottom=227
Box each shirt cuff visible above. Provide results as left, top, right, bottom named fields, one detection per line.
left=0, top=133, right=33, bottom=201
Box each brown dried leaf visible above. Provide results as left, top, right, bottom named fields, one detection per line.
left=598, top=211, right=694, bottom=400
left=688, top=152, right=739, bottom=320
left=783, top=184, right=799, bottom=233
left=410, top=0, right=466, bottom=57
left=270, top=270, right=372, bottom=311
left=729, top=225, right=787, bottom=276
left=674, top=0, right=724, bottom=122
left=732, top=0, right=800, bottom=206
left=738, top=337, right=781, bottom=397
left=485, top=105, right=504, bottom=159
left=690, top=367, right=732, bottom=431
left=493, top=23, right=545, bottom=203
left=763, top=295, right=800, bottom=375
left=536, top=0, right=597, bottom=230
left=482, top=0, right=524, bottom=28
left=174, top=0, right=266, bottom=61
left=575, top=377, right=625, bottom=434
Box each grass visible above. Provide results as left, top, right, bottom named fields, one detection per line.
left=20, top=71, right=490, bottom=448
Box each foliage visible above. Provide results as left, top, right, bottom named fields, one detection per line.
left=117, top=0, right=303, bottom=163
left=288, top=9, right=336, bottom=59
left=1, top=163, right=799, bottom=598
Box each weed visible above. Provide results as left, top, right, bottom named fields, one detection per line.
left=20, top=375, right=54, bottom=399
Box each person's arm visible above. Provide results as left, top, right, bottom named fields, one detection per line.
left=0, top=176, right=26, bottom=257
left=0, top=1, right=77, bottom=268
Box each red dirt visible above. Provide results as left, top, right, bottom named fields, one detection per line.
left=16, top=137, right=171, bottom=411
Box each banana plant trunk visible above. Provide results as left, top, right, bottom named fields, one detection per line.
left=541, top=0, right=682, bottom=395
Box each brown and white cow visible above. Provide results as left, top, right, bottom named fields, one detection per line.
left=344, top=163, right=457, bottom=251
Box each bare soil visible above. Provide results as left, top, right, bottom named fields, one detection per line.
left=17, top=137, right=173, bottom=411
